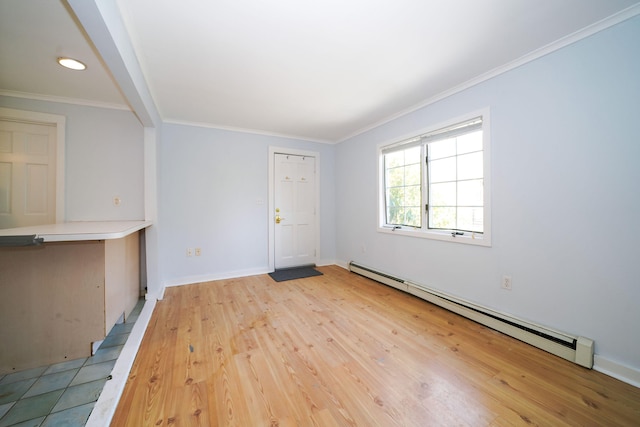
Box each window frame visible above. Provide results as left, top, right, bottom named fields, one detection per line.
left=377, top=108, right=491, bottom=247
left=383, top=144, right=424, bottom=228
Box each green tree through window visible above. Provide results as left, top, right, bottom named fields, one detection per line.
left=385, top=146, right=421, bottom=227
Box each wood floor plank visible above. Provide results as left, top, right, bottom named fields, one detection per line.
left=111, top=265, right=640, bottom=426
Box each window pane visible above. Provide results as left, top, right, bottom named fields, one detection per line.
left=405, top=163, right=421, bottom=186
left=429, top=157, right=456, bottom=183
left=429, top=138, right=456, bottom=160
left=387, top=206, right=403, bottom=224
left=404, top=146, right=422, bottom=163
left=384, top=146, right=422, bottom=227
left=457, top=207, right=483, bottom=232
left=457, top=179, right=483, bottom=206
left=405, top=207, right=421, bottom=227
left=386, top=167, right=404, bottom=187
left=429, top=206, right=456, bottom=229
left=385, top=151, right=404, bottom=168
left=457, top=130, right=482, bottom=154
left=405, top=185, right=421, bottom=207
left=430, top=182, right=456, bottom=206
left=387, top=187, right=403, bottom=208
left=457, top=152, right=483, bottom=180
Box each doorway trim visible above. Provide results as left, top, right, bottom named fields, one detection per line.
left=0, top=107, right=66, bottom=223
left=268, top=146, right=320, bottom=272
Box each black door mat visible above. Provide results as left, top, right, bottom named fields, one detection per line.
left=269, top=266, right=323, bottom=282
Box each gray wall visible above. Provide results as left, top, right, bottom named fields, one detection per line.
left=157, top=123, right=336, bottom=285
left=0, top=97, right=144, bottom=221
left=335, top=16, right=640, bottom=373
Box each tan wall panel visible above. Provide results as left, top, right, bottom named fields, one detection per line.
left=105, top=232, right=140, bottom=333
left=0, top=241, right=105, bottom=374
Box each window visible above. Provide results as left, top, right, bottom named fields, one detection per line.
left=379, top=111, right=490, bottom=245
left=384, top=145, right=422, bottom=227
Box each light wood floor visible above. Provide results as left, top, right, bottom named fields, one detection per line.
left=111, top=265, right=640, bottom=426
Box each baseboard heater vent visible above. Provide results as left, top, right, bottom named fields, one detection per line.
left=349, top=261, right=594, bottom=368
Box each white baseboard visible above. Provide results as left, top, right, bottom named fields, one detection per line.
left=343, top=260, right=640, bottom=388
left=91, top=340, right=103, bottom=356
left=145, top=288, right=164, bottom=301
left=145, top=284, right=166, bottom=301
left=334, top=259, right=350, bottom=270
left=85, top=298, right=157, bottom=427
left=164, top=267, right=271, bottom=289
left=594, top=355, right=640, bottom=388
left=163, top=263, right=339, bottom=290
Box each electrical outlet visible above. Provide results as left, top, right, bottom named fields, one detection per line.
left=195, top=248, right=201, bottom=256
left=186, top=248, right=193, bottom=257
left=501, top=275, right=512, bottom=290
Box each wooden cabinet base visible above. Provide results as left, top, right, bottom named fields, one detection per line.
left=0, top=233, right=140, bottom=374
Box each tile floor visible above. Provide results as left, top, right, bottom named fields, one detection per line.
left=0, top=299, right=144, bottom=427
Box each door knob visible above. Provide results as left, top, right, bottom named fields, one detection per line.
left=275, top=215, right=285, bottom=224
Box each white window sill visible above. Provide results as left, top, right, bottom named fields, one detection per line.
left=377, top=226, right=491, bottom=247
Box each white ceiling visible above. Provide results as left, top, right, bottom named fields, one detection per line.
left=1, top=1, right=639, bottom=143
left=0, top=1, right=127, bottom=107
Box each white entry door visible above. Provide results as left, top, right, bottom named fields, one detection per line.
left=0, top=120, right=57, bottom=229
left=274, top=153, right=316, bottom=269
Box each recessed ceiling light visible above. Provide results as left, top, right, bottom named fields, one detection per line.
left=57, top=57, right=87, bottom=71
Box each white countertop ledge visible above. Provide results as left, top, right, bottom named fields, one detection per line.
left=0, top=221, right=152, bottom=242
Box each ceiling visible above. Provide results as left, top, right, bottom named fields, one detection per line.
left=1, top=1, right=639, bottom=143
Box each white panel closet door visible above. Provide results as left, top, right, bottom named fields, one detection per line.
left=0, top=120, right=57, bottom=229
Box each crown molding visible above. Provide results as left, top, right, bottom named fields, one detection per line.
left=337, top=4, right=640, bottom=144
left=0, top=90, right=130, bottom=111
left=163, top=118, right=335, bottom=145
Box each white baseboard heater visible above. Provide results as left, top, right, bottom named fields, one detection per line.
left=348, top=262, right=594, bottom=369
